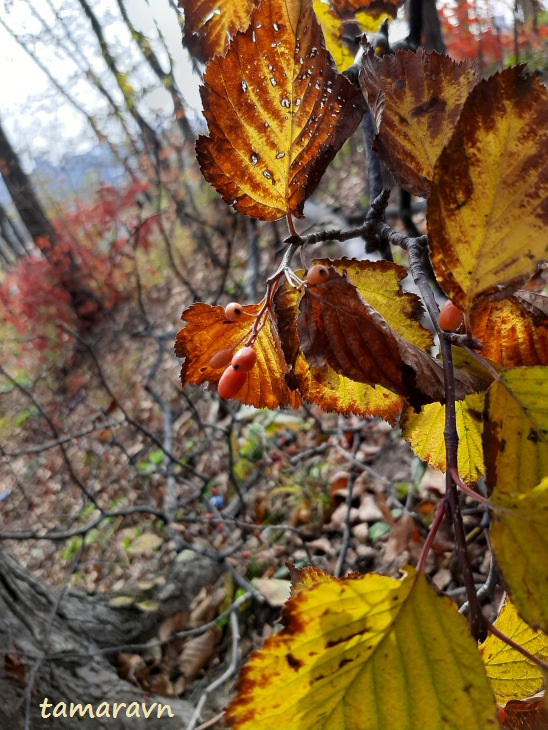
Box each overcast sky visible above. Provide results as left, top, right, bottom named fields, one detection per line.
left=0, top=0, right=203, bottom=164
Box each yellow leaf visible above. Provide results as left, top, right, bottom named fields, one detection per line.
left=196, top=0, right=366, bottom=221
left=313, top=0, right=356, bottom=71
left=484, top=367, right=548, bottom=498
left=401, top=391, right=485, bottom=485
left=490, top=479, right=548, bottom=633
left=360, top=49, right=477, bottom=197
left=225, top=568, right=498, bottom=729
left=126, top=533, right=163, bottom=554
left=428, top=68, right=548, bottom=312
left=480, top=598, right=548, bottom=704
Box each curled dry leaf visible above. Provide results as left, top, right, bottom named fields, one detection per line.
left=360, top=49, right=477, bottom=197
left=196, top=0, right=366, bottom=221
left=180, top=627, right=222, bottom=681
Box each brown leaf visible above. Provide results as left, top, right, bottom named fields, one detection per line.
left=360, top=49, right=477, bottom=197
left=274, top=258, right=436, bottom=422
left=470, top=296, right=548, bottom=367
left=4, top=653, right=26, bottom=683
left=296, top=266, right=487, bottom=409
left=501, top=694, right=548, bottom=730
left=180, top=0, right=258, bottom=63
left=180, top=627, right=222, bottom=680
left=176, top=302, right=301, bottom=410
left=196, top=0, right=366, bottom=221
left=331, top=0, right=402, bottom=16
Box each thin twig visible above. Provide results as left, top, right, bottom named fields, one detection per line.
left=186, top=611, right=240, bottom=730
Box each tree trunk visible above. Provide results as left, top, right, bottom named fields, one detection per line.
left=0, top=121, right=55, bottom=249
left=0, top=548, right=223, bottom=729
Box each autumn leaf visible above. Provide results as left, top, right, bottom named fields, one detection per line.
left=331, top=0, right=402, bottom=18
left=286, top=562, right=338, bottom=597
left=179, top=0, right=258, bottom=63
left=275, top=258, right=435, bottom=422
left=483, top=367, right=548, bottom=498
left=312, top=0, right=356, bottom=71
left=296, top=265, right=487, bottom=409
left=428, top=67, right=548, bottom=313
left=469, top=296, right=548, bottom=367
left=500, top=695, right=548, bottom=730
left=175, top=302, right=301, bottom=410
left=489, top=479, right=548, bottom=634
left=225, top=567, right=498, bottom=729
left=196, top=0, right=366, bottom=221
left=401, top=392, right=485, bottom=485
left=480, top=598, right=548, bottom=704
left=360, top=49, right=477, bottom=197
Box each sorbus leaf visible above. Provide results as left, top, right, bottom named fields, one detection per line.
left=196, top=0, right=366, bottom=221
left=428, top=67, right=548, bottom=312
left=469, top=296, right=548, bottom=367
left=401, top=392, right=485, bottom=486
left=480, top=598, right=548, bottom=704
left=483, top=367, right=548, bottom=499
left=490, top=479, right=548, bottom=634
left=175, top=302, right=301, bottom=410
left=295, top=265, right=486, bottom=409
left=225, top=567, right=498, bottom=730
left=360, top=49, right=477, bottom=197
left=179, top=0, right=258, bottom=63
left=312, top=0, right=356, bottom=71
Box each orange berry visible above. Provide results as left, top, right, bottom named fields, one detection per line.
left=224, top=302, right=244, bottom=321
left=438, top=300, right=464, bottom=331
left=209, top=348, right=234, bottom=369
left=306, top=264, right=329, bottom=285
left=231, top=346, right=257, bottom=372
left=218, top=365, right=247, bottom=399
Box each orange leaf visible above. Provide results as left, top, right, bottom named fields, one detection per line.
left=175, top=302, right=301, bottom=410
left=360, top=49, right=477, bottom=197
left=180, top=0, right=258, bottom=63
left=469, top=296, right=548, bottom=367
left=196, top=0, right=366, bottom=221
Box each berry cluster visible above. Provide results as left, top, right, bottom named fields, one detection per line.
left=208, top=265, right=330, bottom=400
left=209, top=304, right=259, bottom=399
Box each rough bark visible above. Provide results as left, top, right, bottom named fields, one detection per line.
left=0, top=548, right=223, bottom=729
